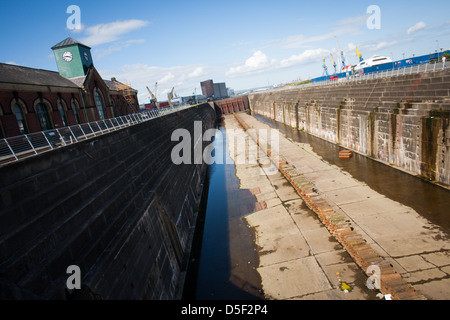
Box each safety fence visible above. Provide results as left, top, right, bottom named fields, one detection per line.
left=0, top=105, right=192, bottom=167
left=267, top=61, right=448, bottom=93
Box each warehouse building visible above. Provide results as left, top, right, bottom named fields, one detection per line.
left=0, top=37, right=139, bottom=138
left=200, top=79, right=229, bottom=100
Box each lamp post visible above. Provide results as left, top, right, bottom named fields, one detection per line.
left=437, top=40, right=440, bottom=60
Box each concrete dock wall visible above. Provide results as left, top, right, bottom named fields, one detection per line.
left=249, top=69, right=450, bottom=187
left=0, top=104, right=216, bottom=299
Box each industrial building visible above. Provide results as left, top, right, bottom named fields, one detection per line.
left=200, top=79, right=229, bottom=100
left=0, top=37, right=139, bottom=138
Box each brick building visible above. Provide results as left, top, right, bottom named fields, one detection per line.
left=0, top=37, right=139, bottom=138
left=200, top=80, right=214, bottom=98
left=200, top=79, right=229, bottom=100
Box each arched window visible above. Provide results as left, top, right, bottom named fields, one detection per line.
left=35, top=102, right=53, bottom=131
left=12, top=102, right=28, bottom=135
left=57, top=100, right=68, bottom=127
left=71, top=99, right=81, bottom=124
left=94, top=89, right=105, bottom=120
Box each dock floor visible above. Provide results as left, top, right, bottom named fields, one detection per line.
left=223, top=114, right=450, bottom=300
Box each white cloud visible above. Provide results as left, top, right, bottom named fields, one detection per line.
left=188, top=67, right=205, bottom=78
left=94, top=39, right=145, bottom=59
left=226, top=51, right=277, bottom=77
left=280, top=48, right=330, bottom=68
left=284, top=33, right=333, bottom=49
left=102, top=63, right=210, bottom=103
left=80, top=20, right=149, bottom=47
left=407, top=22, right=426, bottom=35
left=158, top=72, right=175, bottom=84
left=283, top=14, right=368, bottom=49
left=364, top=41, right=399, bottom=52
left=227, top=48, right=330, bottom=77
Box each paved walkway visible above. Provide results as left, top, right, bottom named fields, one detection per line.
left=224, top=114, right=450, bottom=300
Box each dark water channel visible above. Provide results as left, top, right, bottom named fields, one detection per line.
left=183, top=125, right=264, bottom=300
left=255, top=114, right=450, bottom=234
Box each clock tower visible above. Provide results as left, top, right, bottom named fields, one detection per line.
left=52, top=37, right=93, bottom=79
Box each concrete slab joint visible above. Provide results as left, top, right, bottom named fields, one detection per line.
left=233, top=113, right=434, bottom=300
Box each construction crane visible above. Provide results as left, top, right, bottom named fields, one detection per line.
left=330, top=52, right=337, bottom=74
left=146, top=82, right=159, bottom=109
left=322, top=57, right=329, bottom=76
left=356, top=46, right=364, bottom=62
left=167, top=87, right=175, bottom=108
left=335, top=36, right=347, bottom=71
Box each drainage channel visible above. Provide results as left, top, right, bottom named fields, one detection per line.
left=183, top=124, right=264, bottom=300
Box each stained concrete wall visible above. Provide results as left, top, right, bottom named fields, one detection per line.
left=211, top=96, right=250, bottom=116
left=0, top=104, right=216, bottom=299
left=250, top=69, right=450, bottom=187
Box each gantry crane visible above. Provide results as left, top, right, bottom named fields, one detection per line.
left=356, top=46, right=364, bottom=62
left=322, top=57, right=329, bottom=76
left=335, top=36, right=347, bottom=71
left=146, top=82, right=159, bottom=109
left=167, top=87, right=175, bottom=108
left=330, top=52, right=337, bottom=74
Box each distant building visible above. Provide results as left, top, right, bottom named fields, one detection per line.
left=180, top=95, right=207, bottom=106
left=200, top=79, right=229, bottom=100
left=200, top=80, right=214, bottom=98
left=214, top=83, right=228, bottom=99
left=0, top=37, right=139, bottom=138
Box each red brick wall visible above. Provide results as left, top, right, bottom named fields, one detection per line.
left=0, top=90, right=82, bottom=137
left=0, top=70, right=139, bottom=138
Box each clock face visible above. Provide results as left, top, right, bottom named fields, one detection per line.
left=63, top=51, right=73, bottom=62
left=84, top=52, right=89, bottom=61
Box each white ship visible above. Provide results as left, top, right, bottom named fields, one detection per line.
left=353, top=55, right=393, bottom=71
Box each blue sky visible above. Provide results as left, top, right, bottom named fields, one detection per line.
left=0, top=0, right=449, bottom=103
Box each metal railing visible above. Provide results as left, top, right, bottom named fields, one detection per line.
left=261, top=61, right=448, bottom=94
left=0, top=104, right=192, bottom=167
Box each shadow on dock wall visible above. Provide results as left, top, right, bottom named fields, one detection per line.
left=0, top=104, right=216, bottom=300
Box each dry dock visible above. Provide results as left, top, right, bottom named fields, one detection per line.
left=224, top=113, right=450, bottom=300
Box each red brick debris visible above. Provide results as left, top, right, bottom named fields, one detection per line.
left=233, top=114, right=427, bottom=300
left=339, top=150, right=354, bottom=159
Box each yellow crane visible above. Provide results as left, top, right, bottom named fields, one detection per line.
left=146, top=82, right=159, bottom=109
left=330, top=52, right=337, bottom=74
left=356, top=46, right=364, bottom=62
left=167, top=87, right=175, bottom=108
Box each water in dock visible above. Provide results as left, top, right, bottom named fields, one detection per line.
left=185, top=115, right=450, bottom=300
left=254, top=114, right=450, bottom=234
left=186, top=125, right=264, bottom=300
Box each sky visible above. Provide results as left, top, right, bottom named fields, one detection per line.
left=0, top=0, right=449, bottom=104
